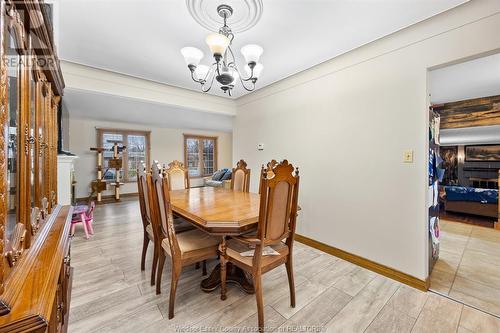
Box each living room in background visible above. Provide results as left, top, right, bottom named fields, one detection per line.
left=96, top=128, right=150, bottom=182
left=428, top=51, right=500, bottom=317
left=184, top=134, right=217, bottom=178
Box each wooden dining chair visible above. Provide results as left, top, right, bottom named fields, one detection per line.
left=162, top=160, right=207, bottom=271
left=139, top=162, right=196, bottom=285
left=137, top=164, right=157, bottom=285
left=220, top=159, right=300, bottom=330
left=163, top=160, right=190, bottom=190
left=231, top=159, right=251, bottom=192
left=150, top=162, right=220, bottom=319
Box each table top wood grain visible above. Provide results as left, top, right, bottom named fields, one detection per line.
left=170, top=187, right=260, bottom=235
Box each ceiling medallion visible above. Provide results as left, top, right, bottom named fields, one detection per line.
left=186, top=0, right=263, bottom=33
left=181, top=4, right=264, bottom=96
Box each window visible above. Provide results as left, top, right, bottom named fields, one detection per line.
left=184, top=135, right=217, bottom=177
left=97, top=129, right=150, bottom=182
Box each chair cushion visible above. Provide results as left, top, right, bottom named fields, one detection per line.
left=205, top=180, right=224, bottom=187
left=161, top=229, right=220, bottom=258
left=146, top=224, right=154, bottom=239
left=212, top=169, right=228, bottom=181
left=224, top=238, right=289, bottom=269
left=221, top=170, right=232, bottom=181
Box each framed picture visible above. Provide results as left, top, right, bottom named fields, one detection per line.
left=465, top=144, right=500, bottom=162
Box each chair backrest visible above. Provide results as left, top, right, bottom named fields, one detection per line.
left=137, top=163, right=151, bottom=228
left=164, top=160, right=189, bottom=191
left=151, top=162, right=180, bottom=257
left=231, top=159, right=251, bottom=192
left=257, top=160, right=300, bottom=245
left=258, top=159, right=278, bottom=194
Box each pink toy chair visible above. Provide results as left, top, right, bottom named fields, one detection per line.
left=71, top=201, right=96, bottom=239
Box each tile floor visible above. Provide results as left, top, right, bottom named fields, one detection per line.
left=430, top=218, right=500, bottom=318
left=68, top=199, right=500, bottom=332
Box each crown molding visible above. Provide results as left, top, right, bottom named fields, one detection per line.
left=60, top=60, right=237, bottom=116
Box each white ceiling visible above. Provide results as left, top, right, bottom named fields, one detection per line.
left=57, top=0, right=468, bottom=98
left=63, top=89, right=233, bottom=132
left=429, top=52, right=500, bottom=104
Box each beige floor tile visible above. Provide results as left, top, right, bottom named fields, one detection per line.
left=325, top=276, right=399, bottom=333
left=277, top=286, right=351, bottom=331
left=470, top=227, right=500, bottom=243
left=270, top=279, right=328, bottom=319
left=439, top=237, right=467, bottom=256
left=195, top=272, right=308, bottom=330
left=365, top=305, right=416, bottom=333
left=236, top=306, right=286, bottom=333
left=411, top=293, right=462, bottom=333
left=308, top=259, right=357, bottom=288
left=429, top=268, right=455, bottom=295
left=455, top=259, right=500, bottom=287
left=333, top=266, right=376, bottom=297
left=467, top=238, right=500, bottom=256
left=450, top=276, right=500, bottom=316
left=385, top=285, right=428, bottom=318
left=461, top=248, right=500, bottom=269
left=459, top=306, right=500, bottom=332
left=433, top=249, right=462, bottom=274
left=441, top=222, right=473, bottom=237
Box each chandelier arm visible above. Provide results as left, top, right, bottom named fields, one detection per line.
left=227, top=46, right=254, bottom=81
left=201, top=63, right=217, bottom=92
left=236, top=70, right=256, bottom=91
left=190, top=70, right=204, bottom=84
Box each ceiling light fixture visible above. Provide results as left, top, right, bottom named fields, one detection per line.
left=181, top=4, right=263, bottom=96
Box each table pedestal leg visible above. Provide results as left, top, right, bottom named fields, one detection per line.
left=201, top=263, right=255, bottom=294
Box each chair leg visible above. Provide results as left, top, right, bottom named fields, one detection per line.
left=156, top=251, right=166, bottom=295
left=86, top=219, right=94, bottom=235
left=168, top=265, right=182, bottom=319
left=253, top=273, right=264, bottom=330
left=140, top=233, right=149, bottom=271
left=151, top=242, right=159, bottom=286
left=202, top=260, right=207, bottom=276
left=70, top=223, right=76, bottom=236
left=220, top=257, right=227, bottom=301
left=81, top=215, right=90, bottom=240
left=285, top=257, right=296, bottom=308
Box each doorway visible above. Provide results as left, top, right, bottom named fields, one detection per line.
left=428, top=51, right=500, bottom=317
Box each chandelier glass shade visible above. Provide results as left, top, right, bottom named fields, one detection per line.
left=181, top=4, right=263, bottom=96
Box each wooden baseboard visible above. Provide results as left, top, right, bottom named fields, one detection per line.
left=295, top=234, right=429, bottom=291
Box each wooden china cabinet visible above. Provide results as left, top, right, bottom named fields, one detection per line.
left=0, top=0, right=73, bottom=332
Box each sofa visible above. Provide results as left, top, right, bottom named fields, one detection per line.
left=204, top=168, right=232, bottom=189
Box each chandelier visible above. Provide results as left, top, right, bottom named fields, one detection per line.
left=180, top=4, right=263, bottom=96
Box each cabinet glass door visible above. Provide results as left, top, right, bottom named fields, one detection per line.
left=6, top=30, right=20, bottom=242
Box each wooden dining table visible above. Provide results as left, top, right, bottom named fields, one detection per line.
left=170, top=186, right=261, bottom=293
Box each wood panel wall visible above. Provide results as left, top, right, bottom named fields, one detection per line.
left=434, top=95, right=500, bottom=129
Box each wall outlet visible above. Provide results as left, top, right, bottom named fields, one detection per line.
left=257, top=143, right=264, bottom=151
left=403, top=149, right=414, bottom=163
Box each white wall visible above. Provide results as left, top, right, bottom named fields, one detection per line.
left=69, top=117, right=232, bottom=198
left=233, top=0, right=500, bottom=280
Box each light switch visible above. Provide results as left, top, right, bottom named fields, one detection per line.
left=403, top=150, right=414, bottom=163
left=257, top=143, right=264, bottom=151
